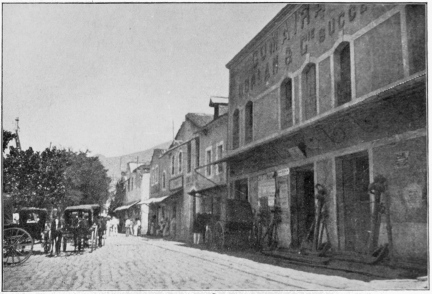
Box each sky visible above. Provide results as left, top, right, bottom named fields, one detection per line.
left=3, top=3, right=287, bottom=157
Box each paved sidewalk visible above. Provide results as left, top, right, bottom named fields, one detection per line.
left=2, top=235, right=428, bottom=291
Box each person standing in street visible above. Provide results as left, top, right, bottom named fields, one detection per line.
left=112, top=216, right=119, bottom=236
left=134, top=218, right=141, bottom=236
left=50, top=209, right=64, bottom=256
left=125, top=218, right=131, bottom=237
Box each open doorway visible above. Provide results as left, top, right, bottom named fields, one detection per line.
left=336, top=151, right=371, bottom=253
left=290, top=164, right=315, bottom=248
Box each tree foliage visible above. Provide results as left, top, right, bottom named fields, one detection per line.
left=3, top=132, right=111, bottom=212
left=108, top=180, right=125, bottom=216
left=3, top=130, right=16, bottom=152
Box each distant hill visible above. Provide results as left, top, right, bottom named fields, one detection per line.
left=96, top=141, right=171, bottom=182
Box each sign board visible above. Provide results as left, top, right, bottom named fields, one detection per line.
left=169, top=176, right=183, bottom=191
left=258, top=172, right=275, bottom=199
left=278, top=168, right=290, bottom=177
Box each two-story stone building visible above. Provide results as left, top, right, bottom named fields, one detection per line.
left=114, top=161, right=149, bottom=232
left=190, top=97, right=229, bottom=227
left=223, top=4, right=426, bottom=266
left=146, top=113, right=213, bottom=241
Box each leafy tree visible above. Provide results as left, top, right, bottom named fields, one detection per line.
left=108, top=179, right=125, bottom=216
left=3, top=145, right=111, bottom=213
left=3, top=130, right=17, bottom=152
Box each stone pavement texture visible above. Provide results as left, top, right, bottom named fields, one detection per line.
left=2, top=235, right=428, bottom=291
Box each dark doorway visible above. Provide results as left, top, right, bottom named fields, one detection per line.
left=337, top=151, right=371, bottom=253
left=290, top=164, right=315, bottom=248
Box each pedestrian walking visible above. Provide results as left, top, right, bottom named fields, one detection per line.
left=125, top=218, right=131, bottom=237
left=97, top=216, right=106, bottom=246
left=112, top=216, right=119, bottom=236
left=106, top=217, right=112, bottom=237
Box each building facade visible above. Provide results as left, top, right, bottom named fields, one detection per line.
left=224, top=4, right=426, bottom=264
left=147, top=113, right=213, bottom=242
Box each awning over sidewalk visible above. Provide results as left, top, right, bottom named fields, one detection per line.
left=139, top=190, right=182, bottom=205
left=138, top=196, right=170, bottom=205
left=114, top=200, right=140, bottom=212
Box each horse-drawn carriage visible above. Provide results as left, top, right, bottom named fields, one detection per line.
left=3, top=207, right=51, bottom=266
left=61, top=204, right=101, bottom=253
left=205, top=199, right=254, bottom=250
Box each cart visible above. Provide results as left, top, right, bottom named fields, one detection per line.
left=3, top=207, right=51, bottom=266
left=206, top=199, right=254, bottom=250
left=62, top=204, right=100, bottom=253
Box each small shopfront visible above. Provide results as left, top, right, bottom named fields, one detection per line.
left=113, top=200, right=140, bottom=233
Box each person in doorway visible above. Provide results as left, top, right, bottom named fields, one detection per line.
left=163, top=217, right=170, bottom=238
left=192, top=213, right=204, bottom=245
left=169, top=217, right=176, bottom=240
left=150, top=215, right=156, bottom=235
left=125, top=218, right=131, bottom=237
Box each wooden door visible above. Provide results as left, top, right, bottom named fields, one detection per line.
left=341, top=152, right=371, bottom=253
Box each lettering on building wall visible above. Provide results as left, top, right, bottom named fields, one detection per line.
left=236, top=4, right=369, bottom=99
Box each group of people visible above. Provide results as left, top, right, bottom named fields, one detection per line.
left=47, top=210, right=111, bottom=256
left=124, top=217, right=141, bottom=237
left=149, top=215, right=176, bottom=239
left=106, top=216, right=119, bottom=236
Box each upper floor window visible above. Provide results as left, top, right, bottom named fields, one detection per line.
left=206, top=147, right=212, bottom=177
left=216, top=142, right=224, bottom=174
left=131, top=177, right=134, bottom=190
left=178, top=151, right=182, bottom=173
left=162, top=171, right=166, bottom=189
left=155, top=165, right=159, bottom=184
left=232, top=109, right=240, bottom=149
left=195, top=138, right=200, bottom=168
left=171, top=155, right=175, bottom=175
left=280, top=78, right=293, bottom=129
left=334, top=42, right=352, bottom=106
left=187, top=141, right=192, bottom=173
left=245, top=101, right=253, bottom=144
left=302, top=63, right=317, bottom=120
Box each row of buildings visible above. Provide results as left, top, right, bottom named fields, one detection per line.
left=115, top=4, right=426, bottom=267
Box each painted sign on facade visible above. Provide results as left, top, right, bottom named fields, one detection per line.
left=169, top=175, right=183, bottom=191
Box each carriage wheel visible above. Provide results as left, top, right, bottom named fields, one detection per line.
left=3, top=227, right=33, bottom=266
left=213, top=222, right=224, bottom=250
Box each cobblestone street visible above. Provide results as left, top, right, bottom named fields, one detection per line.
left=3, top=235, right=428, bottom=291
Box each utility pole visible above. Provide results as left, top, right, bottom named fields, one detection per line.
left=15, top=117, right=21, bottom=150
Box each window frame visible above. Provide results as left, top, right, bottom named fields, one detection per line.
left=205, top=146, right=213, bottom=177
left=244, top=101, right=253, bottom=144
left=232, top=109, right=240, bottom=149
left=215, top=141, right=224, bottom=175
left=171, top=154, right=176, bottom=176
left=162, top=171, right=166, bottom=190
left=178, top=151, right=183, bottom=173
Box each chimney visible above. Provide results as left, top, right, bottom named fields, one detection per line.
left=214, top=105, right=219, bottom=120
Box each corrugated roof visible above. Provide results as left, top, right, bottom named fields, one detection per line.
left=186, top=113, right=213, bottom=128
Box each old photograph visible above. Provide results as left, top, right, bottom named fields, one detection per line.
left=2, top=2, right=428, bottom=291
